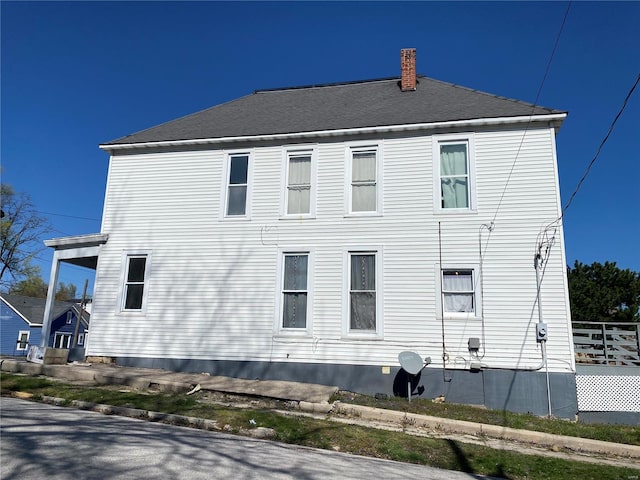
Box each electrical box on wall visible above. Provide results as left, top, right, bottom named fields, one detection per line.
left=536, top=322, right=548, bottom=342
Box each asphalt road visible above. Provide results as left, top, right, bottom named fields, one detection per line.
left=0, top=397, right=493, bottom=480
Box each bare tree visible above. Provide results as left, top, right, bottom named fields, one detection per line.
left=1, top=184, right=51, bottom=288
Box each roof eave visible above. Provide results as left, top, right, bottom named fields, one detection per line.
left=99, top=113, right=567, bottom=152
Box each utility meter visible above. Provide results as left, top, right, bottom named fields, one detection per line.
left=536, top=322, right=548, bottom=342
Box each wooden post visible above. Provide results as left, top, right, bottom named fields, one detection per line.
left=72, top=279, right=88, bottom=349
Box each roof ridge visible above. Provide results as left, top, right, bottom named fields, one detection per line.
left=425, top=76, right=564, bottom=114
left=102, top=92, right=256, bottom=146
left=255, top=76, right=400, bottom=93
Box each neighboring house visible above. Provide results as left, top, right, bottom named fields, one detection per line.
left=0, top=293, right=89, bottom=355
left=44, top=49, right=577, bottom=417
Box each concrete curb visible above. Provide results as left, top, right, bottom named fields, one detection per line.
left=37, top=395, right=224, bottom=433
left=332, top=402, right=640, bottom=460
left=4, top=358, right=638, bottom=460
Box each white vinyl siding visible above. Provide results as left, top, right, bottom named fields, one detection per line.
left=90, top=126, right=573, bottom=372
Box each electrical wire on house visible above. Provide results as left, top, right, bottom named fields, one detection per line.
left=532, top=70, right=640, bottom=292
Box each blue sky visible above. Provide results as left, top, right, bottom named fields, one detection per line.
left=2, top=1, right=639, bottom=295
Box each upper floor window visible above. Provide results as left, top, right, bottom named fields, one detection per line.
left=348, top=146, right=380, bottom=214
left=66, top=311, right=73, bottom=324
left=225, top=153, right=250, bottom=217
left=121, top=253, right=149, bottom=312
left=285, top=150, right=313, bottom=216
left=434, top=135, right=476, bottom=212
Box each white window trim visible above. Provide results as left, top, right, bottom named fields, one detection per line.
left=66, top=311, right=73, bottom=324
left=342, top=247, right=384, bottom=339
left=432, top=133, right=477, bottom=214
left=16, top=330, right=30, bottom=351
left=54, top=333, right=72, bottom=349
left=435, top=263, right=483, bottom=321
left=221, top=150, right=253, bottom=220
left=280, top=146, right=318, bottom=219
left=117, top=250, right=152, bottom=315
left=274, top=248, right=314, bottom=336
left=78, top=333, right=85, bottom=346
left=344, top=142, right=383, bottom=216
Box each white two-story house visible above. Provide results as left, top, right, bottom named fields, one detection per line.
left=43, top=49, right=577, bottom=417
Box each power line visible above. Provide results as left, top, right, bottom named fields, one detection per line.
left=490, top=0, right=572, bottom=227
left=560, top=73, right=640, bottom=217
left=37, top=210, right=101, bottom=222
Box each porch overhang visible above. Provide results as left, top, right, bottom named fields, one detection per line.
left=39, top=233, right=108, bottom=351
left=44, top=233, right=109, bottom=268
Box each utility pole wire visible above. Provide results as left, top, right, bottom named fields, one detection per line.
left=490, top=0, right=572, bottom=227
left=561, top=73, right=640, bottom=218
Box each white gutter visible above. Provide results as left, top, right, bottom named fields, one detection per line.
left=100, top=113, right=567, bottom=151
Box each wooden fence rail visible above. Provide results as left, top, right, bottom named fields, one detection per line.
left=572, top=321, right=640, bottom=366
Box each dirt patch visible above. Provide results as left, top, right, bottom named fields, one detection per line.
left=194, top=390, right=297, bottom=411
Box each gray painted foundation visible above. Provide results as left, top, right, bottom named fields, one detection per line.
left=116, top=356, right=578, bottom=419
left=578, top=411, right=640, bottom=426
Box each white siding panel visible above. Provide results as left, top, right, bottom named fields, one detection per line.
left=89, top=126, right=574, bottom=372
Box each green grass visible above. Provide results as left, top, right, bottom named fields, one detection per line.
left=333, top=391, right=640, bottom=446
left=1, top=372, right=638, bottom=480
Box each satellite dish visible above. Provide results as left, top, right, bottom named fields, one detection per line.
left=398, top=351, right=425, bottom=375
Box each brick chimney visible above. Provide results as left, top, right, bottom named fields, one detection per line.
left=400, top=48, right=417, bottom=91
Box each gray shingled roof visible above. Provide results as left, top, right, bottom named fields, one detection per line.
left=104, top=76, right=565, bottom=146
left=1, top=293, right=88, bottom=326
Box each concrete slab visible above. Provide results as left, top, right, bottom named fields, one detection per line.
left=0, top=358, right=338, bottom=403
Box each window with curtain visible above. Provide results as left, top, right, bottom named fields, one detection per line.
left=286, top=153, right=311, bottom=214
left=123, top=255, right=147, bottom=311
left=227, top=154, right=249, bottom=216
left=282, top=253, right=308, bottom=329
left=442, top=269, right=475, bottom=313
left=350, top=253, right=376, bottom=330
left=351, top=149, right=377, bottom=212
left=440, top=142, right=469, bottom=209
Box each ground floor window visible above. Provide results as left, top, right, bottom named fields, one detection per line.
left=54, top=333, right=72, bottom=349
left=16, top=330, right=29, bottom=351
left=282, top=253, right=309, bottom=329
left=345, top=249, right=382, bottom=337
left=436, top=264, right=482, bottom=320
